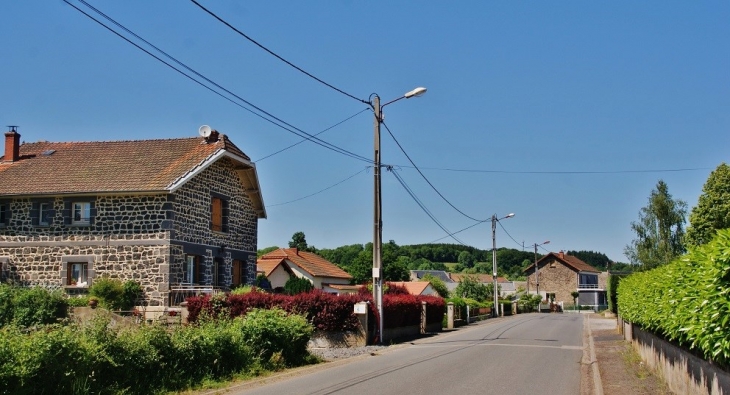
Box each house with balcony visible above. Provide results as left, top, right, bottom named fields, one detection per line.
left=524, top=251, right=606, bottom=308
left=0, top=127, right=265, bottom=306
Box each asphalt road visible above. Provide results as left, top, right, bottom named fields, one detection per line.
left=232, top=313, right=584, bottom=395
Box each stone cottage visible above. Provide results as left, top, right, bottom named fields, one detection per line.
left=0, top=127, right=265, bottom=306
left=524, top=251, right=607, bottom=308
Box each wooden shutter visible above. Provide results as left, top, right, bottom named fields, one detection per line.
left=232, top=260, right=242, bottom=287
left=211, top=197, right=223, bottom=232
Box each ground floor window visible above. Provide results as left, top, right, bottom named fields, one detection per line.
left=68, top=262, right=88, bottom=286
left=183, top=255, right=202, bottom=284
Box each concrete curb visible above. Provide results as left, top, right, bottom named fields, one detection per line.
left=583, top=314, right=604, bottom=395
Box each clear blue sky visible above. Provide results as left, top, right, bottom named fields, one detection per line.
left=2, top=1, right=729, bottom=262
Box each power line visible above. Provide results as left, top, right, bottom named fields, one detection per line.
left=267, top=167, right=368, bottom=207
left=399, top=165, right=712, bottom=175
left=381, top=121, right=489, bottom=222
left=390, top=169, right=466, bottom=245
left=497, top=220, right=525, bottom=249
left=428, top=220, right=485, bottom=243
left=67, top=0, right=372, bottom=164
left=190, top=0, right=369, bottom=105
left=255, top=107, right=369, bottom=162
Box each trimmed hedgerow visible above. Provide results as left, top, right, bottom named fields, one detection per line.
left=188, top=290, right=362, bottom=332
left=188, top=289, right=446, bottom=333
left=617, top=228, right=730, bottom=367
left=0, top=310, right=312, bottom=394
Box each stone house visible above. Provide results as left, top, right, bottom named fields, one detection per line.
left=524, top=251, right=606, bottom=307
left=0, top=128, right=265, bottom=306
left=257, top=248, right=352, bottom=294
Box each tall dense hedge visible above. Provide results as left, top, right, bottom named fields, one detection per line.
left=617, top=229, right=730, bottom=366
left=188, top=290, right=446, bottom=332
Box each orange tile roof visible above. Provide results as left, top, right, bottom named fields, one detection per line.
left=256, top=259, right=286, bottom=276
left=258, top=248, right=352, bottom=280
left=0, top=134, right=249, bottom=195
left=524, top=252, right=600, bottom=273
left=388, top=281, right=432, bottom=296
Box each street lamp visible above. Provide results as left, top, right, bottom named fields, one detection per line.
left=372, top=87, right=426, bottom=344
left=532, top=240, right=550, bottom=297
left=492, top=213, right=515, bottom=318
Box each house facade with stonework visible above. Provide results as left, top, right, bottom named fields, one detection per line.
left=524, top=251, right=607, bottom=308
left=257, top=248, right=352, bottom=294
left=0, top=128, right=265, bottom=306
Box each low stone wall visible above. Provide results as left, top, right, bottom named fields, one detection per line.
left=623, top=320, right=729, bottom=395
left=308, top=330, right=366, bottom=348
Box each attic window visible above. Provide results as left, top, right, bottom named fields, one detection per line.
left=41, top=149, right=56, bottom=156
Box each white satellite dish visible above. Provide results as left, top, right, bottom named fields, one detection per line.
left=198, top=125, right=212, bottom=138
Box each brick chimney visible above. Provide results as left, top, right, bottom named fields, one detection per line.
left=559, top=250, right=564, bottom=259
left=4, top=127, right=20, bottom=162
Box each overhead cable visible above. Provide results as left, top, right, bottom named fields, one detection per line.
left=255, top=107, right=369, bottom=162
left=67, top=0, right=372, bottom=164
left=267, top=167, right=368, bottom=207
left=382, top=121, right=489, bottom=222
left=190, top=0, right=369, bottom=105
left=390, top=169, right=466, bottom=245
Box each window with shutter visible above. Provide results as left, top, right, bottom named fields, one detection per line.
left=211, top=197, right=223, bottom=232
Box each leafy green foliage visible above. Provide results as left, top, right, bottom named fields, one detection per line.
left=517, top=294, right=541, bottom=312
left=606, top=274, right=627, bottom=314
left=686, top=163, right=730, bottom=247
left=0, top=285, right=68, bottom=327
left=239, top=308, right=312, bottom=366
left=89, top=278, right=141, bottom=311
left=618, top=229, right=730, bottom=366
left=0, top=309, right=314, bottom=394
left=288, top=231, right=316, bottom=252
left=624, top=180, right=688, bottom=269
left=284, top=277, right=313, bottom=295
left=257, top=245, right=279, bottom=257
left=422, top=274, right=449, bottom=298
left=453, top=275, right=492, bottom=302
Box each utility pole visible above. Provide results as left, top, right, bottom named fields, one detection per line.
left=492, top=215, right=498, bottom=318
left=372, top=95, right=383, bottom=344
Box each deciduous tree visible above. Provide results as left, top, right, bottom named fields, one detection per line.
left=624, top=180, right=687, bottom=269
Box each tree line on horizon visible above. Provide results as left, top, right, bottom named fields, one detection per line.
left=258, top=231, right=634, bottom=285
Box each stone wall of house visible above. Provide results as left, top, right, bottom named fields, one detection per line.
left=172, top=158, right=257, bottom=251
left=0, top=158, right=260, bottom=302
left=0, top=233, right=171, bottom=306
left=0, top=194, right=171, bottom=236
left=171, top=158, right=258, bottom=286
left=526, top=257, right=577, bottom=303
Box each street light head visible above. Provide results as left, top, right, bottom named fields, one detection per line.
left=506, top=213, right=515, bottom=218
left=543, top=240, right=551, bottom=245
left=404, top=87, right=427, bottom=98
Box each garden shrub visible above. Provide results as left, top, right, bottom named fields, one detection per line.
left=284, top=276, right=313, bottom=295
left=239, top=308, right=313, bottom=366
left=11, top=286, right=67, bottom=327
left=89, top=277, right=140, bottom=311
left=618, top=228, right=730, bottom=366
left=0, top=284, right=16, bottom=326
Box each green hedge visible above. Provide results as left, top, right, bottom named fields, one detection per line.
left=617, top=229, right=730, bottom=366
left=0, top=309, right=313, bottom=394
